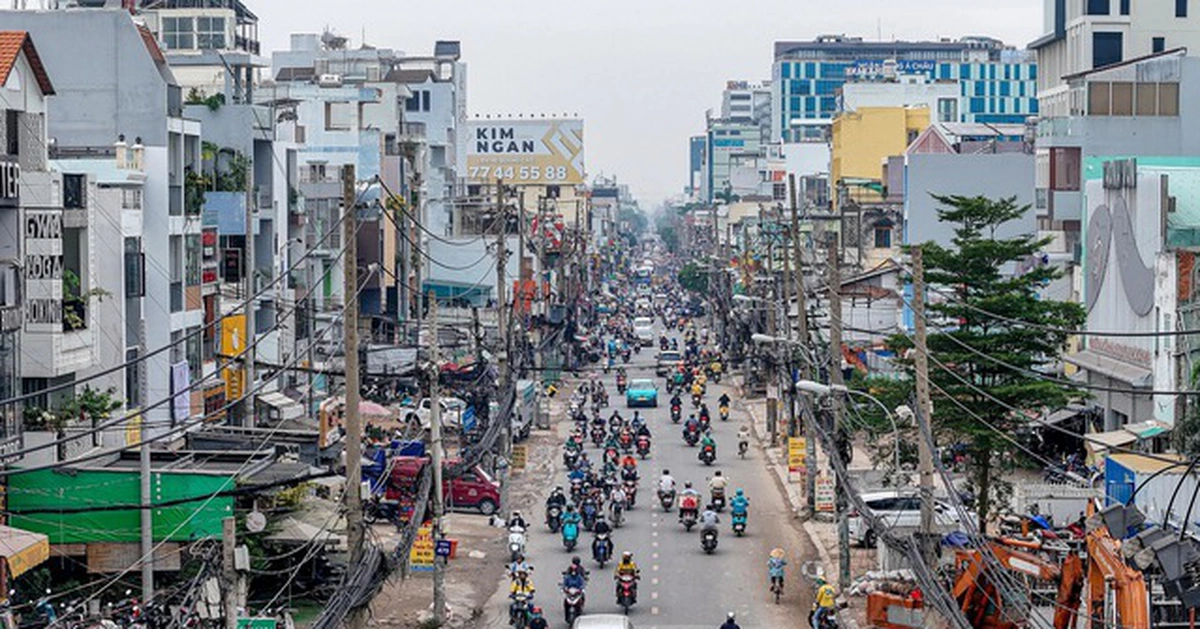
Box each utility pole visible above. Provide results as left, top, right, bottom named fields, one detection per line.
left=429, top=293, right=447, bottom=624
left=494, top=180, right=512, bottom=514
left=341, top=165, right=366, bottom=629
left=912, top=246, right=937, bottom=566
left=140, top=438, right=153, bottom=602
left=243, top=158, right=256, bottom=427
left=828, top=236, right=850, bottom=591
left=765, top=223, right=779, bottom=446
left=222, top=516, right=237, bottom=629
left=789, top=175, right=817, bottom=513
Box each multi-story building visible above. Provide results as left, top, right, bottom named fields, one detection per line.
left=1031, top=0, right=1200, bottom=118
left=721, top=80, right=772, bottom=127
left=704, top=117, right=767, bottom=203
left=0, top=31, right=55, bottom=460
left=839, top=76, right=960, bottom=121
left=7, top=10, right=210, bottom=436
left=831, top=105, right=929, bottom=205
left=771, top=35, right=1038, bottom=141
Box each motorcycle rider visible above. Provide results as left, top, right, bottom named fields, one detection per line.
left=562, top=557, right=589, bottom=590
left=620, top=457, right=639, bottom=483
left=547, top=487, right=567, bottom=511
left=700, top=430, right=717, bottom=455
left=730, top=488, right=750, bottom=517
left=510, top=572, right=536, bottom=613
left=527, top=607, right=549, bottom=629
left=698, top=403, right=711, bottom=424
left=737, top=424, right=751, bottom=449
left=679, top=481, right=701, bottom=522
left=507, top=511, right=529, bottom=530
left=609, top=485, right=628, bottom=514
left=683, top=414, right=700, bottom=439
left=561, top=504, right=582, bottom=531
left=613, top=552, right=640, bottom=595
left=709, top=470, right=729, bottom=495
left=814, top=577, right=838, bottom=627
left=509, top=552, right=535, bottom=579
left=700, top=504, right=720, bottom=533
left=719, top=612, right=741, bottom=629
left=635, top=421, right=652, bottom=439
left=718, top=392, right=731, bottom=409
left=658, top=470, right=677, bottom=495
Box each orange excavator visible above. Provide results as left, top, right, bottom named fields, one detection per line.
left=950, top=539, right=1067, bottom=629
left=1082, top=518, right=1149, bottom=629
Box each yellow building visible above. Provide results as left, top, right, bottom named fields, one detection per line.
left=831, top=106, right=930, bottom=207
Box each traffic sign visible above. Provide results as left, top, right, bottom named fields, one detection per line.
left=435, top=539, right=452, bottom=558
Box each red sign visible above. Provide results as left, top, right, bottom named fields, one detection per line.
left=202, top=268, right=218, bottom=284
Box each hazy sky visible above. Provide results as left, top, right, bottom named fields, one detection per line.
left=252, top=0, right=1045, bottom=206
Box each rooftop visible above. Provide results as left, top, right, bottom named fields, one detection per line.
left=0, top=31, right=55, bottom=95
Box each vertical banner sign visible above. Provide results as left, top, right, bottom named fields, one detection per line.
left=511, top=444, right=528, bottom=470
left=788, top=437, right=807, bottom=473
left=125, top=413, right=143, bottom=446
left=815, top=474, right=836, bottom=513
left=409, top=524, right=434, bottom=571
left=221, top=314, right=247, bottom=401
left=170, top=361, right=191, bottom=422
left=463, top=119, right=585, bottom=186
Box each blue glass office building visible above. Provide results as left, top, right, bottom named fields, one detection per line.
left=772, top=36, right=1038, bottom=141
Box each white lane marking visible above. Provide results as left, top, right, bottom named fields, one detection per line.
left=652, top=553, right=659, bottom=559
left=652, top=541, right=659, bottom=548
left=651, top=591, right=659, bottom=600
left=651, top=607, right=660, bottom=615
left=652, top=577, right=660, bottom=585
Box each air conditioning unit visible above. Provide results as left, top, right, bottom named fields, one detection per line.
left=317, top=74, right=343, bottom=88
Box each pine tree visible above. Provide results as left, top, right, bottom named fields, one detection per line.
left=893, top=194, right=1085, bottom=533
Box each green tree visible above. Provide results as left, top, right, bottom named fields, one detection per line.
left=677, top=262, right=708, bottom=293
left=890, top=194, right=1085, bottom=533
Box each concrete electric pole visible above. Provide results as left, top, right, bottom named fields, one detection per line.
left=912, top=246, right=937, bottom=566
left=788, top=175, right=817, bottom=512
left=341, top=165, right=366, bottom=629
left=828, top=237, right=851, bottom=591
left=429, top=293, right=447, bottom=624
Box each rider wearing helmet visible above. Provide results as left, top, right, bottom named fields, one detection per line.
left=814, top=577, right=838, bottom=626
left=720, top=612, right=741, bottom=629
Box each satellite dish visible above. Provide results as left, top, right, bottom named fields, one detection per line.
left=246, top=510, right=267, bottom=533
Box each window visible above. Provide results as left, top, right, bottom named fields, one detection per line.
left=5, top=110, right=17, bottom=157
left=1093, top=32, right=1123, bottom=68
left=196, top=16, right=226, bottom=50
left=1136, top=83, right=1157, bottom=115
left=874, top=227, right=892, bottom=249
left=1177, top=0, right=1188, bottom=17
left=1111, top=82, right=1134, bottom=115
left=170, top=235, right=183, bottom=313
left=1160, top=82, right=1180, bottom=115
left=125, top=347, right=142, bottom=408
left=122, top=188, right=142, bottom=210
left=1087, top=0, right=1109, bottom=15
left=1153, top=37, right=1166, bottom=53
left=185, top=234, right=201, bottom=286
left=324, top=102, right=352, bottom=130
left=421, top=91, right=431, bottom=112
left=162, top=17, right=195, bottom=50
left=185, top=325, right=201, bottom=377
left=170, top=329, right=184, bottom=364
left=124, top=238, right=144, bottom=298
left=63, top=174, right=85, bottom=209
left=1120, top=0, right=1130, bottom=14
left=1089, top=82, right=1111, bottom=115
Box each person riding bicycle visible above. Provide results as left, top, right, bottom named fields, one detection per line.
left=768, top=548, right=787, bottom=589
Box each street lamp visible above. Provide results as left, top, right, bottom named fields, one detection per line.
left=794, top=379, right=905, bottom=476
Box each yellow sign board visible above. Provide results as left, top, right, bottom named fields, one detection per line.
left=788, top=437, right=807, bottom=473
left=511, top=444, right=527, bottom=470
left=125, top=412, right=142, bottom=447
left=464, top=119, right=585, bottom=185
left=220, top=314, right=247, bottom=401
left=409, top=525, right=434, bottom=571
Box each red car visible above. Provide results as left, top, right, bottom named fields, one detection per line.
left=386, top=456, right=501, bottom=516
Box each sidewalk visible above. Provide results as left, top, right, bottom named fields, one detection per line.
left=739, top=393, right=874, bottom=628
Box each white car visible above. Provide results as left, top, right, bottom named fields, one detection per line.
left=402, top=397, right=466, bottom=430
left=573, top=615, right=636, bottom=629
left=847, top=490, right=966, bottom=547
left=633, top=317, right=655, bottom=346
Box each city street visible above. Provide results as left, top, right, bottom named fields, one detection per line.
left=480, top=324, right=817, bottom=628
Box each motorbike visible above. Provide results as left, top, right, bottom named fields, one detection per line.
left=591, top=427, right=606, bottom=448
left=616, top=575, right=638, bottom=614
left=570, top=478, right=585, bottom=503
left=738, top=439, right=749, bottom=458
left=732, top=512, right=748, bottom=537
left=636, top=435, right=651, bottom=459
left=616, top=377, right=627, bottom=395
left=546, top=505, right=563, bottom=533
left=719, top=404, right=729, bottom=421
left=670, top=405, right=681, bottom=423
left=692, top=393, right=702, bottom=407
left=680, top=507, right=698, bottom=532
left=564, top=449, right=580, bottom=470
left=658, top=489, right=676, bottom=512
left=509, top=591, right=532, bottom=628
left=624, top=479, right=638, bottom=507
left=562, top=519, right=580, bottom=551
left=699, top=444, right=716, bottom=466
left=581, top=500, right=599, bottom=531
left=683, top=427, right=700, bottom=447
left=364, top=495, right=403, bottom=525
left=603, top=446, right=620, bottom=468
left=809, top=602, right=847, bottom=629
left=563, top=587, right=586, bottom=625
left=621, top=349, right=632, bottom=363
left=508, top=525, right=527, bottom=562
left=609, top=499, right=625, bottom=527
left=701, top=528, right=719, bottom=554
left=618, top=433, right=634, bottom=454
left=698, top=415, right=711, bottom=433
left=711, top=487, right=726, bottom=511
left=592, top=532, right=613, bottom=568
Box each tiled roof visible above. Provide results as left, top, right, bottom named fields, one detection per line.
left=0, top=31, right=55, bottom=95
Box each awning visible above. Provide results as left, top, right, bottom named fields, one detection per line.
left=1040, top=406, right=1087, bottom=426
left=0, top=525, right=49, bottom=578
left=1124, top=420, right=1171, bottom=439
left=1085, top=429, right=1138, bottom=455
left=1064, top=350, right=1153, bottom=387
left=257, top=391, right=298, bottom=409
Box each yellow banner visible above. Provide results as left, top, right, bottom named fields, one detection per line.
left=788, top=437, right=807, bottom=473
left=511, top=444, right=527, bottom=470
left=464, top=119, right=584, bottom=186
left=220, top=314, right=247, bottom=401
left=409, top=525, right=434, bottom=571
left=125, top=412, right=142, bottom=446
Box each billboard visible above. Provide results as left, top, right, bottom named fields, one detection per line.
left=464, top=119, right=584, bottom=185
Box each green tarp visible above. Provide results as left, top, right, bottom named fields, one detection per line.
left=7, top=468, right=234, bottom=544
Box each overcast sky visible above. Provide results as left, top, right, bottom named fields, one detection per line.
left=253, top=0, right=1045, bottom=207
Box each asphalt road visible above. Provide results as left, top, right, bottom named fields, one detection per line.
left=489, top=327, right=817, bottom=629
